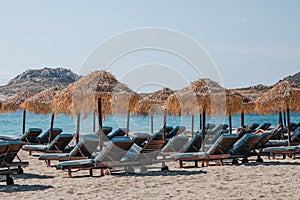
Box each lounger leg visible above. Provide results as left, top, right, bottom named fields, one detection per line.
left=216, top=160, right=222, bottom=166
left=89, top=169, right=93, bottom=177
left=272, top=153, right=275, bottom=159
left=283, top=154, right=286, bottom=159
left=100, top=169, right=104, bottom=176
left=46, top=160, right=50, bottom=167
left=195, top=161, right=199, bottom=167
left=204, top=160, right=209, bottom=167
left=68, top=169, right=72, bottom=178
left=179, top=160, right=183, bottom=168
left=292, top=154, right=296, bottom=159
left=29, top=151, right=32, bottom=156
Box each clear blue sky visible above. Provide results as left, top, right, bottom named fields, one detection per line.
left=0, top=0, right=299, bottom=91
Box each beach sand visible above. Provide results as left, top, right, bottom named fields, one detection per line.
left=1, top=151, right=300, bottom=200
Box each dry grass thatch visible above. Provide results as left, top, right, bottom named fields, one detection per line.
left=51, top=83, right=74, bottom=116
left=22, top=87, right=60, bottom=114
left=255, top=81, right=300, bottom=114
left=165, top=78, right=243, bottom=116
left=1, top=91, right=33, bottom=112
left=71, top=70, right=139, bottom=117
left=133, top=87, right=174, bottom=115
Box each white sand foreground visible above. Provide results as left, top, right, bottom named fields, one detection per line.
left=1, top=151, right=300, bottom=200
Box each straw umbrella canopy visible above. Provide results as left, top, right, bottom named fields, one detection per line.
left=72, top=70, right=139, bottom=148
left=51, top=83, right=75, bottom=116
left=1, top=91, right=33, bottom=134
left=255, top=80, right=300, bottom=145
left=166, top=78, right=246, bottom=150
left=166, top=79, right=225, bottom=145
left=134, top=87, right=174, bottom=135
left=22, top=87, right=60, bottom=142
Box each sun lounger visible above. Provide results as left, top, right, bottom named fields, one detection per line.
left=265, top=126, right=300, bottom=147
left=0, top=142, right=14, bottom=185
left=205, top=123, right=216, bottom=130
left=22, top=133, right=73, bottom=155
left=106, top=128, right=127, bottom=140
left=101, top=126, right=113, bottom=135
left=166, top=126, right=186, bottom=138
left=0, top=142, right=13, bottom=183
left=206, top=129, right=229, bottom=144
left=0, top=128, right=43, bottom=144
left=270, top=127, right=287, bottom=140
left=171, top=134, right=239, bottom=167
left=37, top=128, right=63, bottom=144
left=205, top=124, right=229, bottom=136
left=256, top=123, right=272, bottom=131
left=159, top=126, right=173, bottom=133
left=132, top=133, right=151, bottom=147
left=179, top=133, right=203, bottom=153
left=161, top=136, right=189, bottom=154
left=262, top=145, right=300, bottom=159
left=229, top=133, right=267, bottom=163
left=39, top=136, right=99, bottom=166
left=0, top=141, right=29, bottom=185
left=57, top=136, right=133, bottom=177
left=248, top=123, right=260, bottom=131
left=2, top=141, right=28, bottom=173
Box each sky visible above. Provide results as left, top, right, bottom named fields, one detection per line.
left=0, top=0, right=299, bottom=92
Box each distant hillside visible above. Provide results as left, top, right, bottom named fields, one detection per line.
left=230, top=84, right=272, bottom=101
left=0, top=67, right=80, bottom=98
left=282, top=71, right=300, bottom=85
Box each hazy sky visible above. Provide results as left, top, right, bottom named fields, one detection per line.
left=0, top=0, right=299, bottom=92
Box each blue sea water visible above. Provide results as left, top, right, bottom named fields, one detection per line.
left=0, top=110, right=299, bottom=137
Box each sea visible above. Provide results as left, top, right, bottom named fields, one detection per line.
left=0, top=110, right=300, bottom=137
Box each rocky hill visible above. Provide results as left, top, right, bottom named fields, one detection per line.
left=282, top=71, right=300, bottom=85
left=230, top=84, right=272, bottom=101
left=0, top=68, right=80, bottom=98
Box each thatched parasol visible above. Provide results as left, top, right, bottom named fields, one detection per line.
left=1, top=91, right=33, bottom=134
left=51, top=83, right=74, bottom=116
left=22, top=87, right=60, bottom=142
left=72, top=70, right=139, bottom=148
left=133, top=87, right=174, bottom=135
left=255, top=81, right=300, bottom=145
left=2, top=91, right=32, bottom=112
left=166, top=78, right=247, bottom=150
left=166, top=79, right=227, bottom=150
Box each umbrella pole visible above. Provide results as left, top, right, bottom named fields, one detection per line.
left=98, top=98, right=103, bottom=150
left=229, top=114, right=232, bottom=134
left=241, top=111, right=245, bottom=127
left=49, top=113, right=55, bottom=143
left=22, top=110, right=26, bottom=135
left=76, top=114, right=80, bottom=144
left=150, top=114, right=154, bottom=134
left=201, top=109, right=206, bottom=151
left=279, top=111, right=284, bottom=139
left=199, top=114, right=202, bottom=129
left=163, top=110, right=167, bottom=141
left=287, top=108, right=291, bottom=146
left=283, top=111, right=287, bottom=127
left=126, top=110, right=130, bottom=136
left=191, top=114, right=194, bottom=137
left=93, top=111, right=96, bottom=133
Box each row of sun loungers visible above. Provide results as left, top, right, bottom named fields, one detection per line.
left=2, top=122, right=300, bottom=184
left=0, top=128, right=63, bottom=144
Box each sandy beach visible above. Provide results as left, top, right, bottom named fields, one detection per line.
left=1, top=151, right=299, bottom=200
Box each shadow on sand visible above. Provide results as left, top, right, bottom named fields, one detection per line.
left=13, top=173, right=54, bottom=180
left=242, top=160, right=300, bottom=167
left=114, top=169, right=207, bottom=177
left=0, top=184, right=53, bottom=193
